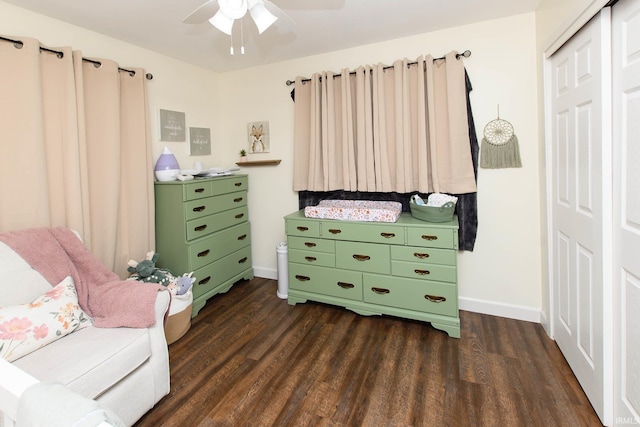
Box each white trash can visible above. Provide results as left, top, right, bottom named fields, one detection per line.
left=276, top=241, right=289, bottom=299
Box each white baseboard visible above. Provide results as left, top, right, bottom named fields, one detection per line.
left=253, top=267, right=277, bottom=281
left=459, top=296, right=541, bottom=323
left=252, top=267, right=541, bottom=324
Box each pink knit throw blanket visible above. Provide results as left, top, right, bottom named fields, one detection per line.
left=0, top=227, right=165, bottom=328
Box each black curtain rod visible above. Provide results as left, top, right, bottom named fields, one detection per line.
left=0, top=35, right=153, bottom=80
left=286, top=49, right=471, bottom=86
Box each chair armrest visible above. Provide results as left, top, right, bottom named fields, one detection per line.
left=155, top=288, right=171, bottom=323
left=0, top=358, right=38, bottom=424
left=146, top=289, right=172, bottom=400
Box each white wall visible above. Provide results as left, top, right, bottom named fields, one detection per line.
left=1, top=1, right=544, bottom=322
left=219, top=13, right=543, bottom=322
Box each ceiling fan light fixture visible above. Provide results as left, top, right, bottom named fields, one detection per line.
left=209, top=11, right=235, bottom=35
left=249, top=2, right=278, bottom=34
left=217, top=0, right=248, bottom=19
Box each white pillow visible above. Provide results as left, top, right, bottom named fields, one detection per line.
left=0, top=276, right=92, bottom=362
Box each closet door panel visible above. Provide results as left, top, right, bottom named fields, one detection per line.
left=613, top=0, right=640, bottom=423
left=549, top=9, right=609, bottom=423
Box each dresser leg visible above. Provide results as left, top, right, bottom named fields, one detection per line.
left=287, top=295, right=308, bottom=306
left=431, top=322, right=461, bottom=339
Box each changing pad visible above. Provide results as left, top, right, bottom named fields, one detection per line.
left=304, top=200, right=402, bottom=223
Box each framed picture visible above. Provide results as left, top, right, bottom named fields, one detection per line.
left=159, top=109, right=186, bottom=142
left=247, top=120, right=270, bottom=153
left=189, top=127, right=211, bottom=156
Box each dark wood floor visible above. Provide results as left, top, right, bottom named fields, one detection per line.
left=135, top=277, right=602, bottom=427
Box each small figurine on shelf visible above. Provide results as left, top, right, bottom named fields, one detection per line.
left=239, top=149, right=247, bottom=162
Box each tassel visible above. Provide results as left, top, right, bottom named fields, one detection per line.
left=480, top=134, right=522, bottom=169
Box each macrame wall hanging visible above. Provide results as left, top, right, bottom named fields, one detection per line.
left=480, top=106, right=522, bottom=169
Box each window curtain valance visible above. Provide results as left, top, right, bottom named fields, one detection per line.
left=293, top=51, right=477, bottom=195
left=0, top=35, right=155, bottom=277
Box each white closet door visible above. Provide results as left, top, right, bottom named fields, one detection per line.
left=549, top=9, right=611, bottom=423
left=613, top=0, right=640, bottom=424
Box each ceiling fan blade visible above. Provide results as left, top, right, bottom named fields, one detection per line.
left=183, top=0, right=219, bottom=24
left=263, top=0, right=295, bottom=27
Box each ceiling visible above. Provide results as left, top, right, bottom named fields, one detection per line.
left=5, top=0, right=541, bottom=73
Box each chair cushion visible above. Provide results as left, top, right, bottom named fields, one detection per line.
left=0, top=242, right=52, bottom=306
left=0, top=276, right=92, bottom=362
left=13, top=325, right=151, bottom=399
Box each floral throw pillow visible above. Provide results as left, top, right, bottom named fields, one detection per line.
left=0, top=276, right=92, bottom=362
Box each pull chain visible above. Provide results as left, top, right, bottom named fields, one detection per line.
left=240, top=19, right=245, bottom=55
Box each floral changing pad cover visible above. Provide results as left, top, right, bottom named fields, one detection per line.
left=304, top=200, right=402, bottom=223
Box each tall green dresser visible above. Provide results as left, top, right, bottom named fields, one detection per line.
left=284, top=210, right=460, bottom=338
left=155, top=175, right=253, bottom=317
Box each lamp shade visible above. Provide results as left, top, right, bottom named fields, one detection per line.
left=249, top=2, right=278, bottom=34
left=209, top=11, right=235, bottom=35
left=154, top=147, right=180, bottom=181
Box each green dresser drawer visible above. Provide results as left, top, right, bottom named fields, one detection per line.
left=289, top=248, right=335, bottom=267
left=363, top=274, right=458, bottom=317
left=183, top=181, right=213, bottom=201
left=321, top=222, right=405, bottom=245
left=185, top=191, right=247, bottom=221
left=390, top=246, right=456, bottom=265
left=227, top=175, right=248, bottom=193
left=286, top=219, right=320, bottom=237
left=188, top=222, right=251, bottom=270
left=406, top=227, right=455, bottom=249
left=391, top=260, right=457, bottom=283
left=289, top=264, right=362, bottom=301
left=186, top=206, right=248, bottom=241
left=192, top=246, right=252, bottom=299
left=208, top=175, right=248, bottom=196
left=287, top=236, right=335, bottom=253
left=336, top=241, right=390, bottom=274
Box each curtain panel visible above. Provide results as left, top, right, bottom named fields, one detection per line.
left=293, top=51, right=477, bottom=195
left=0, top=36, right=154, bottom=278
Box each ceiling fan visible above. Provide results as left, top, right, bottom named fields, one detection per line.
left=183, top=0, right=287, bottom=54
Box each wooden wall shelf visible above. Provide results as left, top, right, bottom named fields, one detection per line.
left=236, top=160, right=281, bottom=166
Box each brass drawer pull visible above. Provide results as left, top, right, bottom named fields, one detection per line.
left=304, top=256, right=317, bottom=262
left=197, top=249, right=210, bottom=257
left=304, top=242, right=316, bottom=247
left=238, top=257, right=248, bottom=264
left=234, top=197, right=243, bottom=203
left=295, top=274, right=310, bottom=282
left=371, top=287, right=390, bottom=295
left=235, top=213, right=244, bottom=219
left=414, top=252, right=430, bottom=259
left=328, top=229, right=342, bottom=234
left=380, top=232, right=395, bottom=238
left=234, top=182, right=243, bottom=187
left=194, top=224, right=207, bottom=232
left=297, top=226, right=309, bottom=232
left=198, top=276, right=211, bottom=285
left=352, top=254, right=371, bottom=261
left=193, top=206, right=206, bottom=212
left=194, top=188, right=205, bottom=193
left=414, top=269, right=430, bottom=275
left=421, top=235, right=438, bottom=241
left=237, top=234, right=247, bottom=240
left=337, top=282, right=355, bottom=289
left=425, top=294, right=446, bottom=303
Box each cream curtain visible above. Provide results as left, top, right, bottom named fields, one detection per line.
left=293, top=51, right=477, bottom=194
left=0, top=36, right=154, bottom=278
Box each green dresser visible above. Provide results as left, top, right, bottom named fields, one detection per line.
left=155, top=175, right=254, bottom=317
left=284, top=210, right=460, bottom=338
